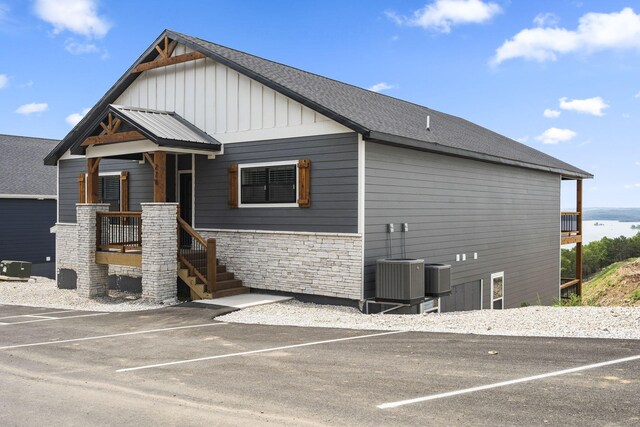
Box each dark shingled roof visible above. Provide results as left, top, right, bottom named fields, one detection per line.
left=0, top=134, right=58, bottom=196
left=45, top=29, right=591, bottom=179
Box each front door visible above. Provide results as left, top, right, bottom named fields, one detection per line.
left=178, top=172, right=192, bottom=247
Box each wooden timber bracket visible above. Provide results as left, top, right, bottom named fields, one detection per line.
left=81, top=112, right=146, bottom=147
left=133, top=36, right=206, bottom=73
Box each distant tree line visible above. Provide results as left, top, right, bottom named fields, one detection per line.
left=562, top=232, right=640, bottom=279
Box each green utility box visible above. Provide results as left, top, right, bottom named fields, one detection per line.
left=0, top=260, right=32, bottom=280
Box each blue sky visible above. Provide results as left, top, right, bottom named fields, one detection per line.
left=0, top=0, right=639, bottom=208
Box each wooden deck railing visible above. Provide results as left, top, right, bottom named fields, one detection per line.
left=96, top=211, right=142, bottom=253
left=177, top=216, right=217, bottom=294
left=560, top=277, right=580, bottom=290
left=561, top=212, right=580, bottom=234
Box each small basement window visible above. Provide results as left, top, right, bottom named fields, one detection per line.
left=239, top=161, right=298, bottom=207
left=491, top=272, right=504, bottom=310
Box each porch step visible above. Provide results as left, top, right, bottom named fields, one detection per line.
left=211, top=286, right=250, bottom=298
left=177, top=262, right=247, bottom=301
left=216, top=271, right=235, bottom=282
left=215, top=279, right=243, bottom=291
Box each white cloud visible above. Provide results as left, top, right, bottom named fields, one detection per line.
left=533, top=12, right=559, bottom=27
left=559, top=96, right=609, bottom=116
left=635, top=91, right=640, bottom=98
left=624, top=183, right=640, bottom=189
left=386, top=0, right=501, bottom=33
left=535, top=127, right=577, bottom=144
left=515, top=136, right=529, bottom=143
left=0, top=3, right=9, bottom=21
left=493, top=7, right=640, bottom=64
left=15, top=102, right=49, bottom=115
left=543, top=108, right=561, bottom=118
left=65, top=107, right=90, bottom=126
left=368, top=82, right=395, bottom=93
left=0, top=74, right=7, bottom=89
left=34, top=0, right=110, bottom=38
left=64, top=38, right=99, bottom=54
left=635, top=161, right=640, bottom=166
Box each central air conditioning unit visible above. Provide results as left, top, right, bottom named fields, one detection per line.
left=376, top=259, right=425, bottom=304
left=0, top=260, right=32, bottom=281
left=424, top=263, right=451, bottom=297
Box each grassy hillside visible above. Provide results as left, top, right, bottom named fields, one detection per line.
left=583, top=258, right=640, bottom=306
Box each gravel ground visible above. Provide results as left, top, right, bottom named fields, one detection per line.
left=0, top=277, right=163, bottom=312
left=219, top=300, right=640, bottom=340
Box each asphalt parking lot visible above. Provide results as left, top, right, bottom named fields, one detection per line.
left=0, top=303, right=638, bottom=426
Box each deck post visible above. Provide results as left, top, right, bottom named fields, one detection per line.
left=87, top=157, right=101, bottom=203
left=576, top=180, right=583, bottom=296
left=153, top=151, right=167, bottom=202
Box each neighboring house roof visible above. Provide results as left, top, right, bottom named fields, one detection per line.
left=0, top=134, right=58, bottom=197
left=110, top=105, right=221, bottom=149
left=44, top=29, right=592, bottom=179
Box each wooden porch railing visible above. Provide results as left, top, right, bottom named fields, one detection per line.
left=560, top=277, right=580, bottom=290
left=561, top=212, right=580, bottom=234
left=177, top=217, right=217, bottom=294
left=96, top=211, right=142, bottom=253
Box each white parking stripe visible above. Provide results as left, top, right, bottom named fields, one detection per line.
left=0, top=323, right=227, bottom=350
left=23, top=315, right=59, bottom=320
left=0, top=310, right=75, bottom=320
left=378, top=354, right=640, bottom=409
left=0, top=313, right=108, bottom=325
left=117, top=330, right=407, bottom=373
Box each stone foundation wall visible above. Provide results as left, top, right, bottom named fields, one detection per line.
left=198, top=229, right=363, bottom=300
left=108, top=265, right=142, bottom=277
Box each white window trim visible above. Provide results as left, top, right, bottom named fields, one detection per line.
left=85, top=171, right=122, bottom=210
left=238, top=160, right=299, bottom=208
left=490, top=271, right=504, bottom=310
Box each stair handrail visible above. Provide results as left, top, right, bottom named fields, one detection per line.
left=177, top=216, right=217, bottom=293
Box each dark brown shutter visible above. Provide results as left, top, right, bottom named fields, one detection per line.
left=228, top=164, right=238, bottom=208
left=120, top=171, right=129, bottom=212
left=297, top=159, right=311, bottom=208
left=78, top=173, right=86, bottom=203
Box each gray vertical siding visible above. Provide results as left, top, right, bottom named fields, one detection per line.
left=195, top=133, right=358, bottom=233
left=365, top=142, right=561, bottom=308
left=58, top=158, right=153, bottom=223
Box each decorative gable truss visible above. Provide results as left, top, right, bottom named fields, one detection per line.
left=117, top=40, right=351, bottom=144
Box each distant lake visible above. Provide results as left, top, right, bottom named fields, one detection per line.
left=582, top=220, right=640, bottom=245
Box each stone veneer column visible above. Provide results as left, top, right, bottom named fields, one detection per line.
left=76, top=203, right=110, bottom=298
left=141, top=203, right=178, bottom=304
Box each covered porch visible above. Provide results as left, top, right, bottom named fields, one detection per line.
left=72, top=104, right=246, bottom=302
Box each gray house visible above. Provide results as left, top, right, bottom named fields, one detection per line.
left=44, top=30, right=591, bottom=310
left=1, top=134, right=58, bottom=278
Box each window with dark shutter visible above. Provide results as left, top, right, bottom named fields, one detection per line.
left=98, top=175, right=120, bottom=211
left=240, top=164, right=296, bottom=204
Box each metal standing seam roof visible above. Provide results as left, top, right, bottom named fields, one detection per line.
left=109, top=105, right=219, bottom=147
left=0, top=134, right=58, bottom=196
left=45, top=29, right=592, bottom=179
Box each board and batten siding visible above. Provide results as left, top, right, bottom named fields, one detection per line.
left=364, top=142, right=561, bottom=308
left=115, top=44, right=349, bottom=142
left=195, top=133, right=358, bottom=233
left=58, top=158, right=153, bottom=223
